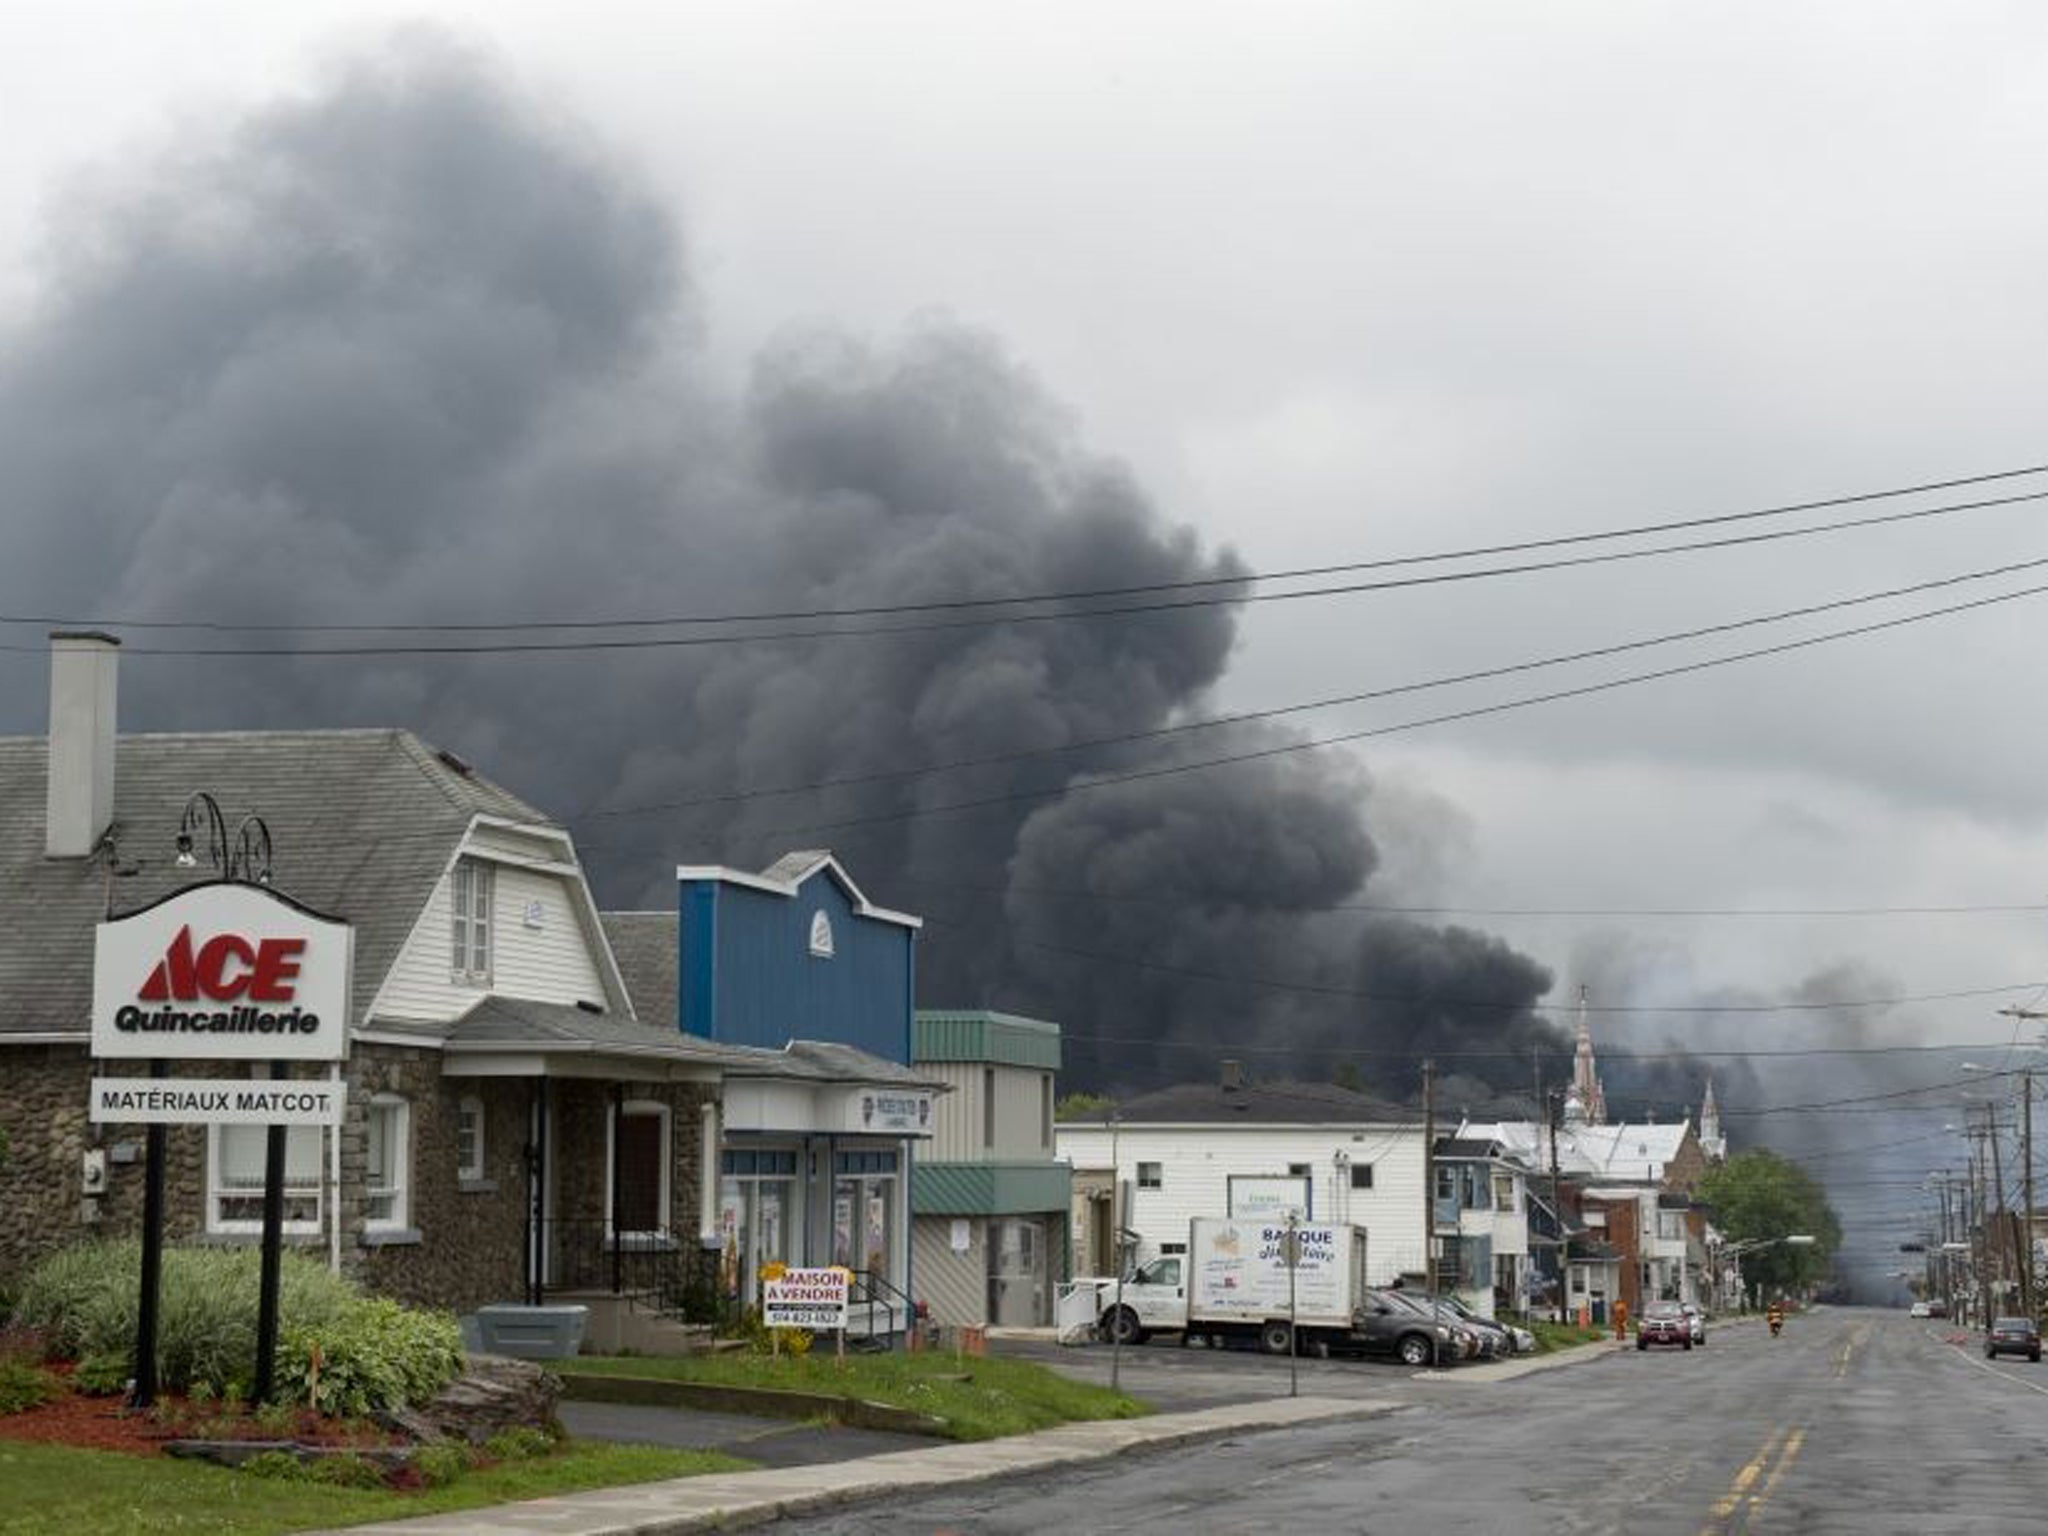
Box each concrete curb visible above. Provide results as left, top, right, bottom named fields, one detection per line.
left=1410, top=1337, right=1629, bottom=1383
left=558, top=1371, right=949, bottom=1437
left=324, top=1396, right=1399, bottom=1536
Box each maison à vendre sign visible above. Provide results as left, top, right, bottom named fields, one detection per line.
left=761, top=1266, right=852, bottom=1330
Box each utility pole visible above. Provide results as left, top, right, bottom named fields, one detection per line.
left=1989, top=1103, right=2008, bottom=1316
left=1937, top=1176, right=1954, bottom=1319
left=1973, top=1129, right=1994, bottom=1330
left=2026, top=1069, right=2037, bottom=1319
left=1995, top=1007, right=2045, bottom=1317
left=1109, top=1111, right=1124, bottom=1394
left=1422, top=1058, right=1438, bottom=1368
left=1548, top=1088, right=1566, bottom=1325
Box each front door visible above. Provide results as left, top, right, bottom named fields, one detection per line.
left=988, top=1218, right=1050, bottom=1325
left=614, top=1110, right=664, bottom=1237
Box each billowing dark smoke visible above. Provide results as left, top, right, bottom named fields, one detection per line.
left=1575, top=937, right=1959, bottom=1302
left=0, top=35, right=1572, bottom=1100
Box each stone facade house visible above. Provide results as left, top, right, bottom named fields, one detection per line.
left=0, top=634, right=940, bottom=1335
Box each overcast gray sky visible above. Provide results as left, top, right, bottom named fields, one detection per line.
left=3, top=3, right=2045, bottom=1271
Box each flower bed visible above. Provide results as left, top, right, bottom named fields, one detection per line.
left=0, top=1366, right=404, bottom=1461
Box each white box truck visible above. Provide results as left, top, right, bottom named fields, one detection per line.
left=1097, top=1217, right=1369, bottom=1355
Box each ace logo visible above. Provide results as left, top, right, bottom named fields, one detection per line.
left=93, top=883, right=352, bottom=1062
left=138, top=926, right=306, bottom=1004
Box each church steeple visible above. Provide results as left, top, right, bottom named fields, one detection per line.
left=1571, top=985, right=1607, bottom=1126
left=1699, top=1074, right=1725, bottom=1161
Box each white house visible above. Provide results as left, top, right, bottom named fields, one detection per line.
left=1432, top=1137, right=1537, bottom=1320
left=1055, top=1067, right=1430, bottom=1289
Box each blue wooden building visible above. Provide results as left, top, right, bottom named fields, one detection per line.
left=674, top=852, right=935, bottom=1330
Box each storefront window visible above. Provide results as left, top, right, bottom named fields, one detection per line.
left=720, top=1148, right=798, bottom=1303
left=832, top=1149, right=898, bottom=1284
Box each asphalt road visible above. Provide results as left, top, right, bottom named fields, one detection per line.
left=764, top=1309, right=2048, bottom=1534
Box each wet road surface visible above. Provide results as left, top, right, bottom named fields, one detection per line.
left=763, top=1309, right=2048, bottom=1534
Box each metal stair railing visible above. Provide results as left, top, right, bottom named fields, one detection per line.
left=539, top=1216, right=737, bottom=1329
left=845, top=1267, right=914, bottom=1346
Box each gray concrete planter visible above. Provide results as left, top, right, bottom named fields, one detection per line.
left=473, top=1304, right=590, bottom=1361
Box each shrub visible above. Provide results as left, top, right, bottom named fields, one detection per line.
left=0, top=1358, right=59, bottom=1415
left=239, top=1451, right=306, bottom=1482
left=412, top=1443, right=471, bottom=1488
left=13, top=1239, right=136, bottom=1358
left=16, top=1242, right=360, bottom=1398
left=303, top=1454, right=388, bottom=1489
left=280, top=1297, right=465, bottom=1417
left=72, top=1352, right=130, bottom=1396
left=483, top=1425, right=557, bottom=1462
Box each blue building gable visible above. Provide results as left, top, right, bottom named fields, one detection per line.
left=676, top=851, right=919, bottom=1062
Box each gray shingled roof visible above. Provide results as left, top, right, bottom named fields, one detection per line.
left=1072, top=1078, right=1422, bottom=1126
left=1434, top=1137, right=1508, bottom=1159
left=760, top=850, right=832, bottom=884
left=444, top=995, right=743, bottom=1064
left=599, top=913, right=677, bottom=1032
left=0, top=730, right=550, bottom=1038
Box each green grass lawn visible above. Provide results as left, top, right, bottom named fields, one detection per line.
left=0, top=1440, right=752, bottom=1536
left=1525, top=1320, right=1611, bottom=1354
left=560, top=1350, right=1148, bottom=1441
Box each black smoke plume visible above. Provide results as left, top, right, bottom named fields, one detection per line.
left=0, top=35, right=1576, bottom=1100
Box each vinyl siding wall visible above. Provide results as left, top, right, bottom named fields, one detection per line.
left=374, top=861, right=607, bottom=1022
left=922, top=1062, right=1054, bottom=1163
left=1055, top=1123, right=1430, bottom=1285
left=912, top=1215, right=986, bottom=1326
left=684, top=876, right=913, bottom=1060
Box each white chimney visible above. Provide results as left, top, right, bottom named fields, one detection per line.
left=46, top=631, right=120, bottom=859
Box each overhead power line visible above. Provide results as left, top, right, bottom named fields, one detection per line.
left=9, top=481, right=2047, bottom=657
left=1719, top=1065, right=2037, bottom=1117
left=564, top=552, right=2048, bottom=821
left=929, top=913, right=2045, bottom=1017
left=882, top=873, right=2047, bottom=924
left=744, top=572, right=2048, bottom=841
left=1051, top=1033, right=2029, bottom=1063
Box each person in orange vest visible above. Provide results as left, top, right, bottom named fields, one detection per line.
left=1613, top=1298, right=1629, bottom=1341
left=1767, top=1301, right=1784, bottom=1336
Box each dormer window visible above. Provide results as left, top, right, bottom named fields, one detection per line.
left=451, top=859, right=494, bottom=983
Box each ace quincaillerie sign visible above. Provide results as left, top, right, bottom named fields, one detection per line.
left=91, top=882, right=353, bottom=1064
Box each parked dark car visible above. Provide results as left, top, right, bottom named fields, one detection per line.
left=1337, top=1289, right=1460, bottom=1366
left=1986, top=1317, right=2042, bottom=1362
left=1638, top=1301, right=1691, bottom=1350
left=1394, top=1290, right=1514, bottom=1358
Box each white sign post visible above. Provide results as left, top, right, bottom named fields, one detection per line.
left=92, top=877, right=354, bottom=1410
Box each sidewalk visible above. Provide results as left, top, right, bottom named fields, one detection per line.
left=1411, top=1337, right=1629, bottom=1383
left=326, top=1395, right=1397, bottom=1536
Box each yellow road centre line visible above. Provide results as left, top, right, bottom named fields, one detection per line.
left=1747, top=1426, right=1808, bottom=1517
left=1709, top=1425, right=1787, bottom=1519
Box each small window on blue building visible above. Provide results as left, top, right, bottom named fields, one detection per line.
left=809, top=910, right=835, bottom=958
left=833, top=1150, right=898, bottom=1175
